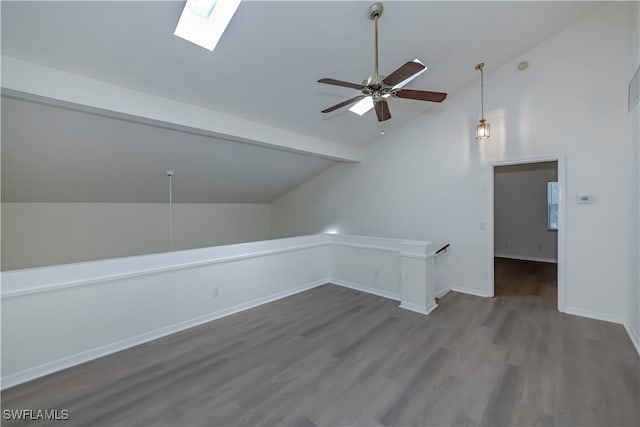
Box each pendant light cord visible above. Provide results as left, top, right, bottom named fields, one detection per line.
left=480, top=66, right=484, bottom=120
left=475, top=63, right=486, bottom=121
left=167, top=171, right=174, bottom=251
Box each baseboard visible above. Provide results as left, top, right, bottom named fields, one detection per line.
left=399, top=301, right=438, bottom=315
left=566, top=308, right=640, bottom=356
left=330, top=279, right=438, bottom=316
left=435, top=287, right=452, bottom=299
left=494, top=254, right=557, bottom=264
left=451, top=285, right=491, bottom=298
left=327, top=277, right=401, bottom=301
left=623, top=322, right=640, bottom=356
left=564, top=306, right=622, bottom=324
left=0, top=279, right=327, bottom=390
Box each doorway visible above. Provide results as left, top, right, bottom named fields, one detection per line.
left=488, top=156, right=566, bottom=312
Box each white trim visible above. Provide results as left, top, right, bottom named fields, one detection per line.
left=329, top=234, right=433, bottom=258
left=494, top=254, right=558, bottom=264
left=487, top=167, right=496, bottom=297
left=488, top=155, right=566, bottom=312
left=623, top=322, right=640, bottom=356
left=557, top=156, right=567, bottom=312
left=489, top=155, right=566, bottom=168
left=451, top=286, right=491, bottom=298
left=2, top=233, right=434, bottom=299
left=488, top=167, right=495, bottom=298
left=435, top=287, right=452, bottom=299
left=399, top=301, right=438, bottom=315
left=327, top=278, right=401, bottom=301
left=330, top=242, right=399, bottom=254
left=399, top=252, right=428, bottom=259
left=1, top=242, right=329, bottom=299
left=564, top=306, right=622, bottom=324
left=0, top=279, right=327, bottom=390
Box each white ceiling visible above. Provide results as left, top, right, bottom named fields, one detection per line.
left=1, top=95, right=334, bottom=203
left=2, top=1, right=603, bottom=148
left=0, top=1, right=604, bottom=203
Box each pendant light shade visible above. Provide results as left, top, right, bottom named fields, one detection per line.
left=475, top=62, right=490, bottom=140
left=476, top=118, right=490, bottom=140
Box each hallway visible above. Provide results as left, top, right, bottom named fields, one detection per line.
left=494, top=257, right=557, bottom=307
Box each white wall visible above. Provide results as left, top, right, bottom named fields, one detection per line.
left=494, top=162, right=558, bottom=262
left=271, top=4, right=632, bottom=320
left=627, top=0, right=640, bottom=353
left=330, top=245, right=401, bottom=297
left=1, top=203, right=271, bottom=270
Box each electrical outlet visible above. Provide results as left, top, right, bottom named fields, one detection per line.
left=212, top=287, right=219, bottom=298
left=374, top=269, right=380, bottom=278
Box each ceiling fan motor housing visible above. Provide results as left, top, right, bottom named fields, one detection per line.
left=362, top=75, right=391, bottom=101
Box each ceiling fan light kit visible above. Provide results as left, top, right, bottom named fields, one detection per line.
left=317, top=2, right=447, bottom=129
left=475, top=62, right=490, bottom=140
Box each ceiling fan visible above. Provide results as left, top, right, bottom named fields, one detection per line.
left=318, top=2, right=447, bottom=124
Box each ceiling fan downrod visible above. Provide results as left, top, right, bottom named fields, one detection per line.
left=369, top=3, right=384, bottom=79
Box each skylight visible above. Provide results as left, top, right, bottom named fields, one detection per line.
left=350, top=97, right=374, bottom=116
left=174, top=0, right=241, bottom=51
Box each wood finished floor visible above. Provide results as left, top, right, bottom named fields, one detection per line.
left=494, top=257, right=557, bottom=306
left=2, top=259, right=639, bottom=427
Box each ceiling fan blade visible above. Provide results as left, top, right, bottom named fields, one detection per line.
left=317, top=78, right=364, bottom=90
left=374, top=100, right=391, bottom=122
left=394, top=89, right=447, bottom=103
left=321, top=95, right=367, bottom=113
left=383, top=61, right=426, bottom=87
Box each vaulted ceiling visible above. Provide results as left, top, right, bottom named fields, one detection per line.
left=1, top=95, right=334, bottom=203
left=1, top=1, right=603, bottom=203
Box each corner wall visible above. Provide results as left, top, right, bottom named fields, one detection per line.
left=627, top=1, right=640, bottom=352
left=271, top=4, right=633, bottom=321
left=1, top=203, right=271, bottom=270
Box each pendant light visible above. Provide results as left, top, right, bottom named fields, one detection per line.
left=475, top=62, right=490, bottom=140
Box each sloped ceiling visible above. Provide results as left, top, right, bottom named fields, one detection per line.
left=1, top=1, right=603, bottom=203
left=1, top=95, right=335, bottom=203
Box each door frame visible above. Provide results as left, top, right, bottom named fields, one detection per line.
left=487, top=155, right=566, bottom=313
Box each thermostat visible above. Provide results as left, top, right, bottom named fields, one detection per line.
left=576, top=195, right=593, bottom=204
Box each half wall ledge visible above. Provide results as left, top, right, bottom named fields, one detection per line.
left=1, top=233, right=436, bottom=388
